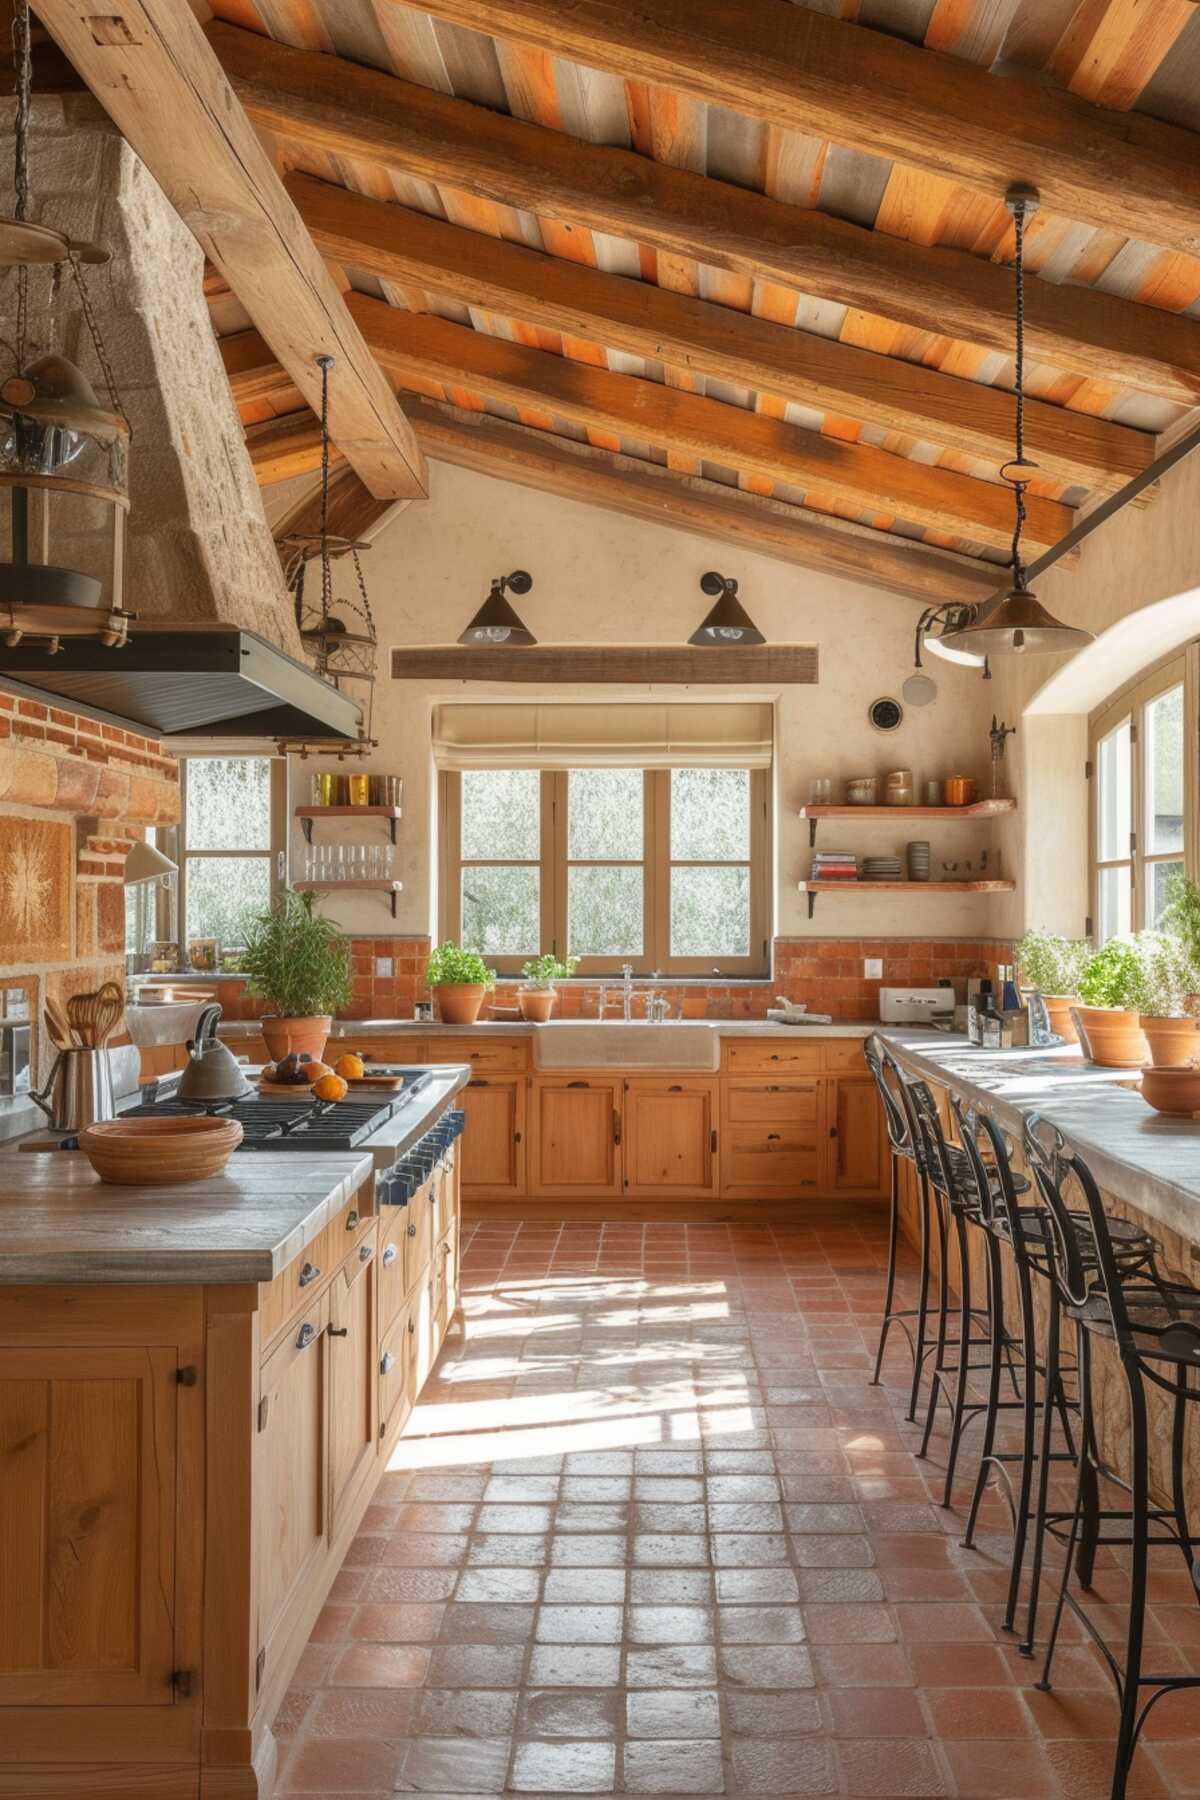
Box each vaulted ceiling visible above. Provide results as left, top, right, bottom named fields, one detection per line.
left=31, top=0, right=1200, bottom=604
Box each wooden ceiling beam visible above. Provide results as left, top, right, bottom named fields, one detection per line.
left=253, top=398, right=1005, bottom=606
left=399, top=0, right=1200, bottom=259
left=286, top=172, right=1150, bottom=495
left=225, top=298, right=1073, bottom=552
left=34, top=0, right=426, bottom=501
left=206, top=21, right=1200, bottom=409
left=272, top=465, right=409, bottom=561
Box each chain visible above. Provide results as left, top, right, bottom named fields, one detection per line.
left=67, top=246, right=130, bottom=431
left=1009, top=197, right=1027, bottom=586
left=12, top=0, right=31, bottom=365
left=317, top=353, right=334, bottom=628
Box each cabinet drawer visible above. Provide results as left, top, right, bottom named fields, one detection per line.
left=822, top=1040, right=870, bottom=1072
left=725, top=1080, right=820, bottom=1124
left=260, top=1198, right=372, bottom=1343
left=407, top=1177, right=434, bottom=1292
left=724, top=1135, right=820, bottom=1192
left=378, top=1304, right=412, bottom=1445
left=424, top=1036, right=528, bottom=1071
left=378, top=1205, right=409, bottom=1334
left=725, top=1040, right=823, bottom=1073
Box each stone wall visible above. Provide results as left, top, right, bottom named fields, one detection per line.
left=0, top=692, right=179, bottom=1078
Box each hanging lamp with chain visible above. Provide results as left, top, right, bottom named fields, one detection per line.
left=0, top=0, right=133, bottom=651
left=939, top=186, right=1093, bottom=660
left=283, top=353, right=378, bottom=739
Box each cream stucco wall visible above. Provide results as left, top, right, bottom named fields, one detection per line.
left=297, top=460, right=1004, bottom=944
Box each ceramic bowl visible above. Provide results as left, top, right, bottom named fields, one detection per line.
left=1139, top=1066, right=1200, bottom=1118
left=79, top=1115, right=244, bottom=1185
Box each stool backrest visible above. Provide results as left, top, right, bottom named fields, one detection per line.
left=864, top=1035, right=915, bottom=1161
left=900, top=1072, right=961, bottom=1204
left=949, top=1092, right=1020, bottom=1236
left=1021, top=1114, right=1095, bottom=1313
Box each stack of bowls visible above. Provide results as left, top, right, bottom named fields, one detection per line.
left=907, top=840, right=931, bottom=882
left=862, top=856, right=903, bottom=882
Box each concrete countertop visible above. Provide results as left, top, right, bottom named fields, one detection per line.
left=0, top=1067, right=470, bottom=1285
left=881, top=1028, right=1200, bottom=1248
left=217, top=1017, right=880, bottom=1041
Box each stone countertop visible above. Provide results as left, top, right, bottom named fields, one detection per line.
left=218, top=1017, right=881, bottom=1041
left=880, top=1029, right=1200, bottom=1247
left=0, top=1066, right=470, bottom=1285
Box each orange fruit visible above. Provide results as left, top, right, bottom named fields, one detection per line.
left=312, top=1073, right=348, bottom=1103
left=334, top=1052, right=365, bottom=1080
left=305, top=1061, right=332, bottom=1083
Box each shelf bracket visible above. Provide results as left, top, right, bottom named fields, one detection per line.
left=301, top=816, right=314, bottom=845
left=808, top=816, right=818, bottom=849
left=389, top=816, right=398, bottom=846
left=807, top=890, right=818, bottom=921
left=389, top=888, right=398, bottom=919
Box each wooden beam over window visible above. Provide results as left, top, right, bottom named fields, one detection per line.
left=208, top=21, right=1200, bottom=408
left=399, top=0, right=1200, bottom=258
left=286, top=172, right=1150, bottom=495
left=247, top=395, right=1005, bottom=606
left=34, top=0, right=426, bottom=501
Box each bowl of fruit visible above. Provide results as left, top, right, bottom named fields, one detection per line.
left=260, top=1050, right=375, bottom=1102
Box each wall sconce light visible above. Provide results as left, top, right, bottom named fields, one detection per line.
left=458, top=570, right=536, bottom=645
left=688, top=571, right=765, bottom=645
left=124, top=840, right=177, bottom=888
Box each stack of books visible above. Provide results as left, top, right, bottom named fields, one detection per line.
left=810, top=851, right=859, bottom=882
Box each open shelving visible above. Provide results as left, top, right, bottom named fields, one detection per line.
left=798, top=876, right=1014, bottom=919
left=293, top=878, right=404, bottom=918
left=798, top=797, right=1015, bottom=848
left=295, top=804, right=402, bottom=845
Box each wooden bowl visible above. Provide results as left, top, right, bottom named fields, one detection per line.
left=79, top=1115, right=244, bottom=1185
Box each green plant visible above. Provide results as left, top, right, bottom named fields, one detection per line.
left=1162, top=872, right=1200, bottom=971
left=1079, top=934, right=1162, bottom=1010
left=521, top=952, right=578, bottom=989
left=1014, top=929, right=1091, bottom=997
left=241, top=889, right=352, bottom=1017
left=1138, top=932, right=1199, bottom=1018
left=426, top=942, right=495, bottom=988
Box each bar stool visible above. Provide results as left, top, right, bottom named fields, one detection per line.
left=1023, top=1115, right=1200, bottom=1800
left=864, top=1035, right=935, bottom=1422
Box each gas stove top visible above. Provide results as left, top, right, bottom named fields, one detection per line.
left=125, top=1068, right=434, bottom=1151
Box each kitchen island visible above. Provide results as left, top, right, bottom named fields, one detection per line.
left=0, top=1067, right=468, bottom=1799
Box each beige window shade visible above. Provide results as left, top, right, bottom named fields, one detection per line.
left=432, top=702, right=773, bottom=770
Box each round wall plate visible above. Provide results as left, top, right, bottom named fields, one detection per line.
left=902, top=672, right=938, bottom=708
left=868, top=696, right=903, bottom=733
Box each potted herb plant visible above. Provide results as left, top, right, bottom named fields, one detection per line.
left=1136, top=932, right=1200, bottom=1069
left=1161, top=872, right=1200, bottom=1010
left=241, top=889, right=352, bottom=1064
left=518, top=952, right=578, bottom=1023
left=1075, top=936, right=1151, bottom=1067
left=426, top=942, right=495, bottom=1026
left=1014, top=929, right=1090, bottom=1044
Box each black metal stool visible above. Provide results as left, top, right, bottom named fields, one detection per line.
left=1024, top=1116, right=1200, bottom=1800
left=864, top=1035, right=935, bottom=1422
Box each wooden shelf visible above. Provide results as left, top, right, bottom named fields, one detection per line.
left=799, top=798, right=1015, bottom=847
left=295, top=804, right=402, bottom=845
left=293, top=878, right=404, bottom=918
left=798, top=877, right=1014, bottom=919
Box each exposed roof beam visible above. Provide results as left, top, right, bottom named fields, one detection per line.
left=34, top=0, right=425, bottom=501
left=206, top=22, right=1200, bottom=410
left=286, top=172, right=1149, bottom=496
left=225, top=298, right=1072, bottom=552
left=399, top=0, right=1200, bottom=258
left=252, top=398, right=1005, bottom=606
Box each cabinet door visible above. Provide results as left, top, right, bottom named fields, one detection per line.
left=824, top=1076, right=888, bottom=1197
left=721, top=1080, right=821, bottom=1197
left=328, top=1234, right=378, bottom=1535
left=378, top=1205, right=408, bottom=1334
left=0, top=1347, right=178, bottom=1707
left=459, top=1078, right=526, bottom=1197
left=255, top=1296, right=328, bottom=1676
left=623, top=1080, right=718, bottom=1196
left=378, top=1302, right=412, bottom=1449
left=531, top=1078, right=622, bottom=1196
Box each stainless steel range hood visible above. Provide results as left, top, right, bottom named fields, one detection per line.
left=0, top=623, right=362, bottom=740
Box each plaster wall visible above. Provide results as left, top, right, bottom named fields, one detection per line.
left=298, top=459, right=1001, bottom=944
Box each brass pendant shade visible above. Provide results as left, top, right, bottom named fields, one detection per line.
left=459, top=571, right=537, bottom=645
left=938, top=582, right=1094, bottom=659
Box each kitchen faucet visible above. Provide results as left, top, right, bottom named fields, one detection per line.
left=622, top=963, right=634, bottom=1021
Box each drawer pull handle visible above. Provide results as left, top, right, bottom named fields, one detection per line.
left=382, top=1244, right=399, bottom=1267
left=767, top=1132, right=781, bottom=1141
left=296, top=1322, right=317, bottom=1350
left=346, top=1210, right=359, bottom=1230
left=567, top=1079, right=589, bottom=1088
left=328, top=1325, right=349, bottom=1338
left=668, top=1084, right=683, bottom=1093
left=359, top=1243, right=373, bottom=1263
left=298, top=1261, right=320, bottom=1287
left=407, top=1316, right=415, bottom=1335
left=380, top=1350, right=397, bottom=1374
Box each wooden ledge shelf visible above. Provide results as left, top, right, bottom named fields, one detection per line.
left=798, top=798, right=1016, bottom=847
left=294, top=877, right=404, bottom=918
left=295, top=804, right=402, bottom=845
left=798, top=876, right=1014, bottom=919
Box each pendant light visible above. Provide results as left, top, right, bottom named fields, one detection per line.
left=458, top=571, right=536, bottom=645
left=285, top=354, right=379, bottom=736
left=689, top=571, right=765, bottom=645
left=124, top=840, right=177, bottom=887
left=0, top=0, right=133, bottom=652
left=914, top=603, right=988, bottom=671
left=939, top=186, right=1093, bottom=661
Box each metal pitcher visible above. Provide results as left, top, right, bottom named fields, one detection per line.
left=30, top=1047, right=116, bottom=1134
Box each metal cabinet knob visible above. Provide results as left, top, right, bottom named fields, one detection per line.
left=408, top=1223, right=417, bottom=1238
left=382, top=1244, right=398, bottom=1267
left=298, top=1261, right=320, bottom=1287
left=380, top=1350, right=397, bottom=1375
left=359, top=1243, right=373, bottom=1263
left=296, top=1322, right=317, bottom=1350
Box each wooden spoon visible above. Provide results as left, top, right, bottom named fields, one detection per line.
left=92, top=982, right=125, bottom=1048
left=67, top=990, right=102, bottom=1047
left=44, top=996, right=75, bottom=1048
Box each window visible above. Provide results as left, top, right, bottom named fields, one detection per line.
left=440, top=766, right=770, bottom=975
left=1090, top=650, right=1196, bottom=940
left=177, top=757, right=285, bottom=950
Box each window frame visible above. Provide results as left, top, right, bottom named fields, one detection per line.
left=174, top=755, right=287, bottom=949
left=1088, top=647, right=1197, bottom=940
left=439, top=765, right=770, bottom=976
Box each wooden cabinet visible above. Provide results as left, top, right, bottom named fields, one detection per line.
left=458, top=1076, right=526, bottom=1196
left=623, top=1079, right=718, bottom=1197
left=530, top=1077, right=622, bottom=1197
left=0, top=1345, right=179, bottom=1708
left=255, top=1295, right=329, bottom=1684
left=722, top=1079, right=821, bottom=1197
left=328, top=1228, right=378, bottom=1534
left=824, top=1075, right=888, bottom=1197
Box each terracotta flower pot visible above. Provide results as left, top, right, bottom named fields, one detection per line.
left=1139, top=1014, right=1200, bottom=1069
left=1140, top=1065, right=1200, bottom=1117
left=1040, top=994, right=1080, bottom=1045
left=1072, top=1005, right=1147, bottom=1069
left=261, top=1015, right=332, bottom=1063
left=434, top=983, right=487, bottom=1026
left=518, top=988, right=556, bottom=1023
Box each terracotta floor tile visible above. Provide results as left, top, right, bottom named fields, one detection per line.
left=397, top=1734, right=511, bottom=1793
left=305, top=1688, right=419, bottom=1739
left=624, top=1738, right=726, bottom=1792
left=509, top=1738, right=617, bottom=1792
left=729, top=1737, right=839, bottom=1793
left=283, top=1734, right=404, bottom=1791
left=626, top=1688, right=723, bottom=1739
left=824, top=1685, right=926, bottom=1738
left=835, top=1737, right=949, bottom=1797
left=526, top=1644, right=622, bottom=1687
left=518, top=1688, right=623, bottom=1739
left=329, top=1644, right=430, bottom=1687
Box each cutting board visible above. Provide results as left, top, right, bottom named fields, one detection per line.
left=257, top=1075, right=404, bottom=1097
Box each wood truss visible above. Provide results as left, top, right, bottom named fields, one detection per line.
left=40, top=0, right=1200, bottom=601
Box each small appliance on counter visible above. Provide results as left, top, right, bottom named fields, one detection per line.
left=879, top=987, right=956, bottom=1028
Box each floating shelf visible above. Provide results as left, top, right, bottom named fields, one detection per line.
left=799, top=798, right=1016, bottom=848
left=798, top=877, right=1015, bottom=920
left=294, top=878, right=404, bottom=919
left=295, top=804, right=402, bottom=845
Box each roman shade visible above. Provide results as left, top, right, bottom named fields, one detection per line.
left=431, top=702, right=773, bottom=770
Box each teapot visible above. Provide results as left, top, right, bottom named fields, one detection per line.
left=177, top=1004, right=255, bottom=1103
